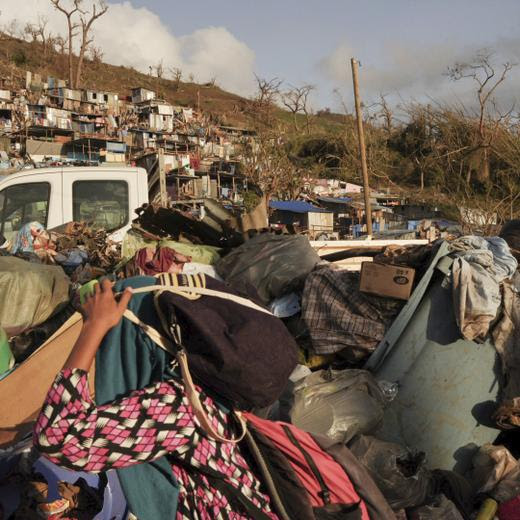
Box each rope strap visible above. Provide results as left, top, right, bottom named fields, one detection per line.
left=123, top=308, right=247, bottom=444
left=128, top=285, right=272, bottom=315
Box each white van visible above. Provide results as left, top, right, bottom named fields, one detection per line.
left=0, top=166, right=149, bottom=242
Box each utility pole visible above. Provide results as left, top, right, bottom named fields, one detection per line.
left=350, top=58, right=373, bottom=236
left=158, top=147, right=168, bottom=207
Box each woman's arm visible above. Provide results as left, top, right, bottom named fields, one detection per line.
left=33, top=369, right=198, bottom=473
left=33, top=279, right=216, bottom=473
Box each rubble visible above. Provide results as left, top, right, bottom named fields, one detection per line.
left=1, top=163, right=520, bottom=518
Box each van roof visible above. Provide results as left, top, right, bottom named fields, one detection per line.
left=0, top=165, right=144, bottom=184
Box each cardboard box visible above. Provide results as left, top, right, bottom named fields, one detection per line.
left=360, top=261, right=415, bottom=300
left=0, top=313, right=95, bottom=448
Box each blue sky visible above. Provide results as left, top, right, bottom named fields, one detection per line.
left=4, top=0, right=520, bottom=111
left=120, top=0, right=520, bottom=110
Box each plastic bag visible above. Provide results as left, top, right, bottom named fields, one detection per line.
left=470, top=444, right=520, bottom=503
left=216, top=234, right=320, bottom=304
left=349, top=435, right=432, bottom=510
left=407, top=495, right=464, bottom=520
left=122, top=229, right=221, bottom=265
left=289, top=369, right=387, bottom=444
left=0, top=257, right=70, bottom=336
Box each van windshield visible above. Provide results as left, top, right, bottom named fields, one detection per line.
left=0, top=182, right=50, bottom=242
left=72, top=180, right=129, bottom=231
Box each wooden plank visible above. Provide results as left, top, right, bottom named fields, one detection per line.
left=310, top=239, right=429, bottom=256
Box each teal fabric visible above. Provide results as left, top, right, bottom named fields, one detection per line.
left=95, top=276, right=179, bottom=520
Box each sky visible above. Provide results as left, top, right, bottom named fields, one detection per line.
left=2, top=0, right=520, bottom=113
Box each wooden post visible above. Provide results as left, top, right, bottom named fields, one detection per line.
left=158, top=147, right=168, bottom=207
left=350, top=58, right=373, bottom=236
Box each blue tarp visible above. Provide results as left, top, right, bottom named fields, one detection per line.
left=269, top=200, right=331, bottom=214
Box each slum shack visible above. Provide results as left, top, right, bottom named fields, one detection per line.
left=269, top=200, right=334, bottom=239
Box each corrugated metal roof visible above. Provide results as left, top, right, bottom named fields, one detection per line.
left=318, top=196, right=352, bottom=204
left=269, top=200, right=331, bottom=213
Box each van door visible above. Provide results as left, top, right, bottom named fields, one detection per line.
left=0, top=171, right=63, bottom=242
left=61, top=169, right=136, bottom=232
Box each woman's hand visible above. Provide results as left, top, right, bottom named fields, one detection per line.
left=63, top=280, right=133, bottom=371
left=81, top=279, right=133, bottom=335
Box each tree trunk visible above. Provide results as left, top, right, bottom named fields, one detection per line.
left=67, top=24, right=74, bottom=87
left=74, top=40, right=88, bottom=88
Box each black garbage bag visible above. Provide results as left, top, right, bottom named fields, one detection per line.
left=216, top=234, right=321, bottom=305
left=349, top=435, right=433, bottom=510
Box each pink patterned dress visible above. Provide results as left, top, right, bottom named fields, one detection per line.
left=34, top=369, right=279, bottom=519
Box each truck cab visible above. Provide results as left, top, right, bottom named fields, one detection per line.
left=0, top=166, right=149, bottom=243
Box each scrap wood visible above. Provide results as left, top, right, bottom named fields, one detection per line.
left=53, top=221, right=121, bottom=271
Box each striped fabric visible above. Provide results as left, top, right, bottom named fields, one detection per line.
left=34, top=369, right=279, bottom=519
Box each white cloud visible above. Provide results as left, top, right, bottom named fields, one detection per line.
left=320, top=40, right=520, bottom=113
left=0, top=0, right=256, bottom=96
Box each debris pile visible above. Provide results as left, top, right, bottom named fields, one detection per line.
left=1, top=209, right=520, bottom=520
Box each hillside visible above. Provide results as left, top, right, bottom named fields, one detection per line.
left=0, top=34, right=344, bottom=132
left=2, top=33, right=517, bottom=227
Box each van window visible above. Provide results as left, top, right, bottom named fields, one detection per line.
left=0, top=182, right=50, bottom=242
left=72, top=180, right=128, bottom=231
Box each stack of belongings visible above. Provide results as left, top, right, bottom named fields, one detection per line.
left=297, top=242, right=436, bottom=368
left=78, top=273, right=394, bottom=519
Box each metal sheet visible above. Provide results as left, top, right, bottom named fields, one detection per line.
left=367, top=255, right=500, bottom=472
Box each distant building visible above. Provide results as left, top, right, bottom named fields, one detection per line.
left=131, top=87, right=156, bottom=104
left=269, top=200, right=334, bottom=238
left=82, top=90, right=119, bottom=114
left=304, top=178, right=362, bottom=196
left=136, top=100, right=175, bottom=132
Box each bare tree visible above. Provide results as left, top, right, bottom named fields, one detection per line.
left=169, top=67, right=182, bottom=90
left=154, top=59, right=164, bottom=79
left=376, top=95, right=393, bottom=136
left=282, top=84, right=314, bottom=132
left=88, top=44, right=104, bottom=64
left=251, top=75, right=283, bottom=125
left=255, top=76, right=282, bottom=106
left=242, top=124, right=306, bottom=203
left=54, top=35, right=67, bottom=55
left=50, top=0, right=81, bottom=87
left=448, top=51, right=515, bottom=183
left=24, top=15, right=54, bottom=58
left=50, top=0, right=108, bottom=88
left=74, top=1, right=108, bottom=87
